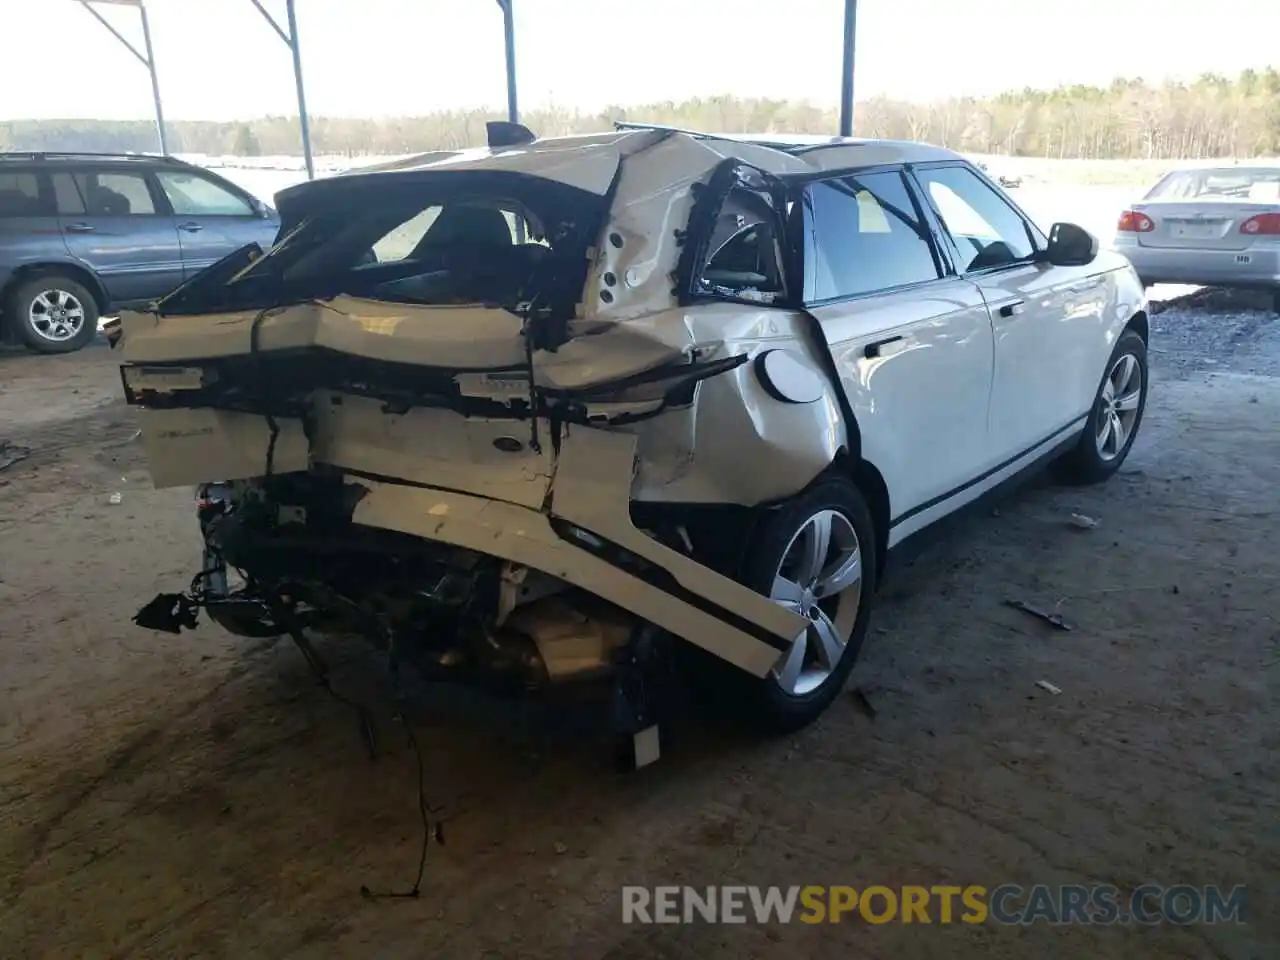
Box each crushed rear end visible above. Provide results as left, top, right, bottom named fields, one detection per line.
left=117, top=131, right=814, bottom=748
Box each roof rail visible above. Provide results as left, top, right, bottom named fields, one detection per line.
left=0, top=151, right=190, bottom=165
left=611, top=121, right=849, bottom=155
left=613, top=120, right=723, bottom=139
left=613, top=121, right=805, bottom=152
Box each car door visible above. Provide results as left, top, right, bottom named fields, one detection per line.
left=0, top=166, right=68, bottom=269
left=799, top=168, right=996, bottom=536
left=910, top=162, right=1107, bottom=464
left=153, top=168, right=279, bottom=278
left=59, top=166, right=184, bottom=306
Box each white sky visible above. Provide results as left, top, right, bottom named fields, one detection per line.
left=0, top=0, right=1276, bottom=121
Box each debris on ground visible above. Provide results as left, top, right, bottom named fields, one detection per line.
left=848, top=688, right=877, bottom=720
left=1035, top=680, right=1063, bottom=696
left=1069, top=512, right=1099, bottom=530
left=1005, top=599, right=1072, bottom=631
left=108, top=492, right=123, bottom=505
left=0, top=440, right=31, bottom=472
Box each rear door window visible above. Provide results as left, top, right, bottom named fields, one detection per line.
left=72, top=171, right=157, bottom=216
left=804, top=169, right=940, bottom=301
left=52, top=173, right=86, bottom=214
left=0, top=171, right=48, bottom=217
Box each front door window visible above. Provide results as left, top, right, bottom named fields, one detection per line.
left=915, top=165, right=1037, bottom=271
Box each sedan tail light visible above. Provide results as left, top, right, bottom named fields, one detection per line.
left=1116, top=209, right=1155, bottom=233
left=1239, top=212, right=1280, bottom=235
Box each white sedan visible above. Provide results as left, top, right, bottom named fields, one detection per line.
left=115, top=125, right=1150, bottom=748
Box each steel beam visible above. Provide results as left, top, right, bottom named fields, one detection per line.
left=79, top=0, right=168, bottom=153
left=249, top=0, right=314, bottom=179
left=839, top=0, right=858, bottom=137
left=496, top=0, right=518, bottom=123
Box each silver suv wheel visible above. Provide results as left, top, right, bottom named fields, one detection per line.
left=28, top=288, right=87, bottom=343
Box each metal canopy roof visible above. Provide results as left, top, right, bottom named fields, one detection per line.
left=75, top=0, right=860, bottom=180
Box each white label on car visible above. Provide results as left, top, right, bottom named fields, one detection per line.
left=1171, top=222, right=1219, bottom=239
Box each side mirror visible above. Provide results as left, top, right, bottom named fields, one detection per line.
left=1044, top=221, right=1098, bottom=266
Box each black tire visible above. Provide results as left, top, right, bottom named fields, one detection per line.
left=7, top=275, right=100, bottom=354
left=731, top=475, right=878, bottom=734
left=1053, top=328, right=1148, bottom=485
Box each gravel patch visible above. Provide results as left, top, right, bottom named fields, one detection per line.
left=1148, top=286, right=1279, bottom=379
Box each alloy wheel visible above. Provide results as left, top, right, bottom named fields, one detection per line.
left=1095, top=352, right=1143, bottom=461
left=768, top=509, right=863, bottom=696
left=28, top=288, right=87, bottom=343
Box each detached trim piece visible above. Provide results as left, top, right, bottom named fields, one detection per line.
left=548, top=518, right=791, bottom=653
left=350, top=480, right=794, bottom=678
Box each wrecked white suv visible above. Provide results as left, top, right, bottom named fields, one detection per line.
left=115, top=123, right=1149, bottom=747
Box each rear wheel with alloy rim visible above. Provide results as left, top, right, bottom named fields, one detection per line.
left=8, top=275, right=99, bottom=354
left=735, top=476, right=877, bottom=733
left=1054, top=327, right=1148, bottom=484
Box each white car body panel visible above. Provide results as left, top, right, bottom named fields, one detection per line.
left=985, top=250, right=1144, bottom=468
left=982, top=260, right=1099, bottom=458
left=809, top=278, right=995, bottom=518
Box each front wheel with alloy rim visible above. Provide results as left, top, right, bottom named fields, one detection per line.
left=8, top=276, right=100, bottom=354
left=1054, top=328, right=1149, bottom=484
left=735, top=476, right=877, bottom=734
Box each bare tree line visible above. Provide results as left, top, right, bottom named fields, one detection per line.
left=3, top=69, right=1278, bottom=159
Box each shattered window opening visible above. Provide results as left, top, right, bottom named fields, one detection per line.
left=696, top=185, right=788, bottom=303
left=181, top=174, right=603, bottom=317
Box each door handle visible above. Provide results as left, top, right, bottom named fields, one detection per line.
left=864, top=335, right=907, bottom=359
left=178, top=222, right=203, bottom=233
left=996, top=299, right=1025, bottom=319
left=64, top=222, right=95, bottom=233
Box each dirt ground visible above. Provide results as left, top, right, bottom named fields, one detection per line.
left=1, top=301, right=1277, bottom=958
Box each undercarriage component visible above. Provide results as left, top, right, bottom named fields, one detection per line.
left=611, top=623, right=676, bottom=770
left=502, top=595, right=634, bottom=682
left=133, top=591, right=199, bottom=633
